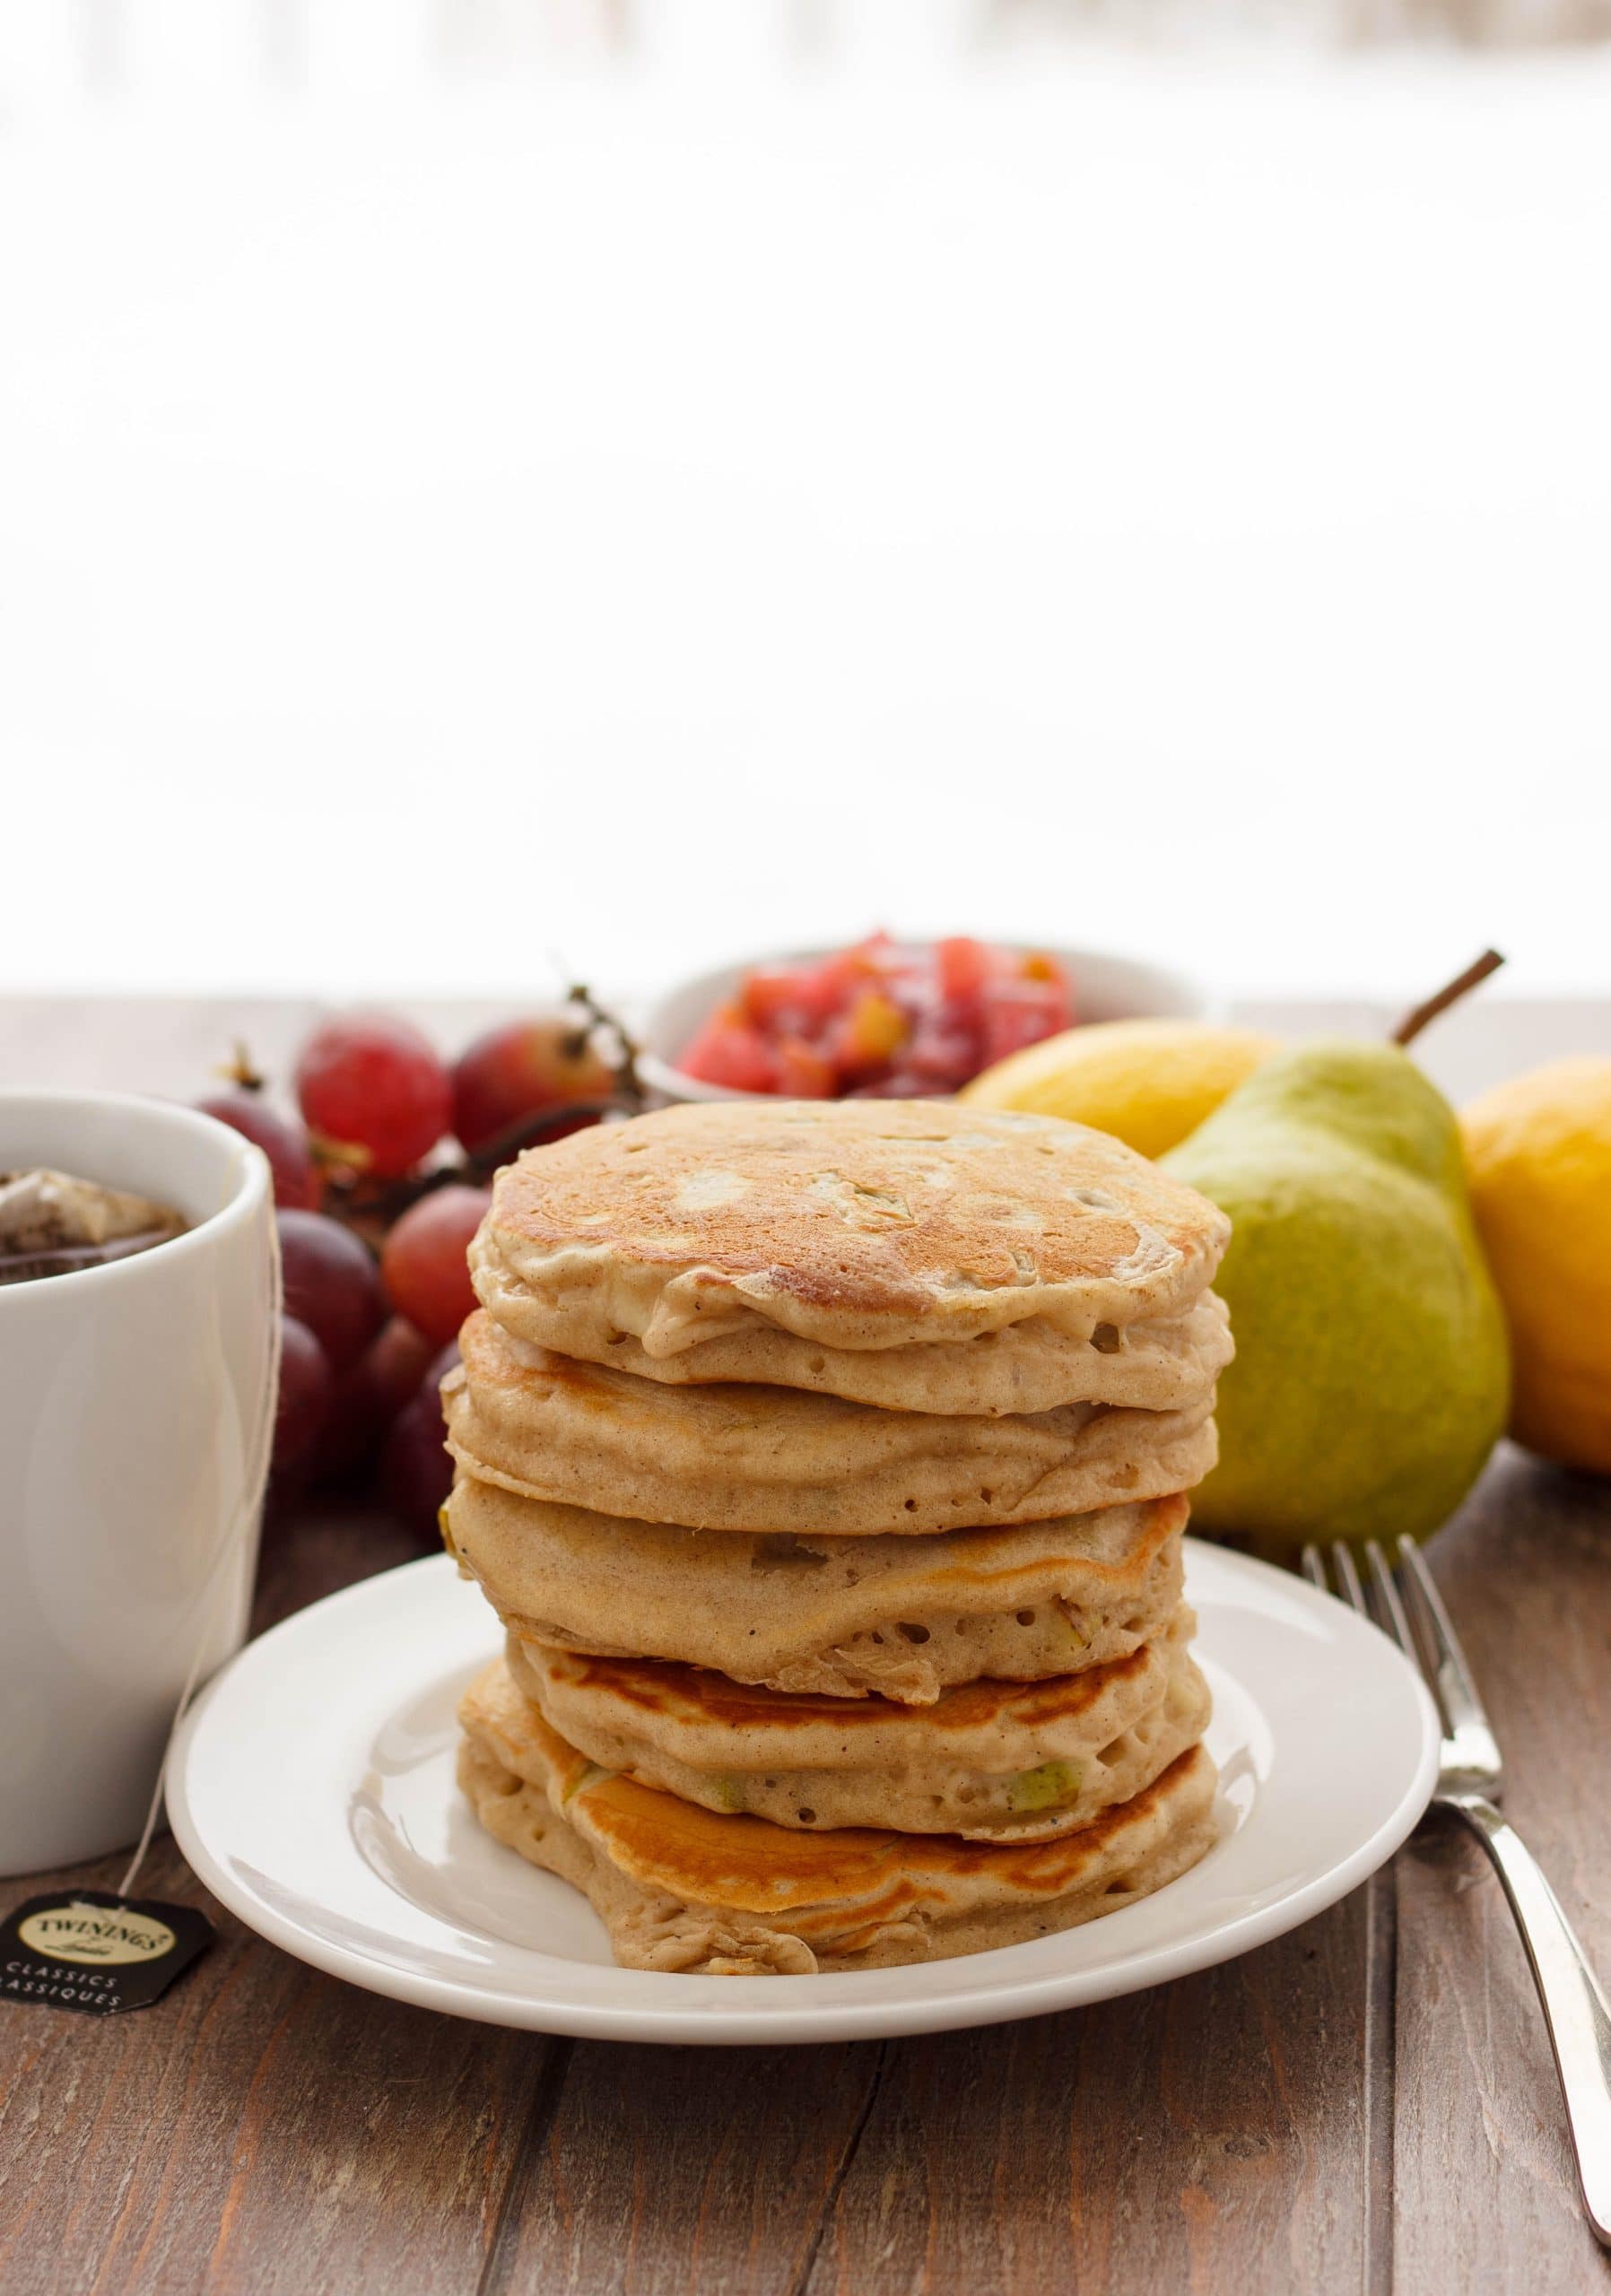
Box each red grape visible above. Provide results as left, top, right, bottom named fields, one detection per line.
left=196, top=1088, right=322, bottom=1211
left=274, top=1315, right=335, bottom=1470
left=450, top=1013, right=614, bottom=1154
left=296, top=1013, right=451, bottom=1178
left=379, top=1185, right=489, bottom=1345
left=317, top=1314, right=438, bottom=1475
left=277, top=1208, right=385, bottom=1373
left=355, top=1314, right=440, bottom=1425
left=381, top=1344, right=460, bottom=1538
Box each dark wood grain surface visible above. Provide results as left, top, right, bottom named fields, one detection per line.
left=3, top=1000, right=1609, bottom=2296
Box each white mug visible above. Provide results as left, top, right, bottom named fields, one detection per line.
left=0, top=1091, right=277, bottom=1875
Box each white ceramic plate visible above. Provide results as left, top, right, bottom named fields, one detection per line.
left=167, top=1544, right=1438, bottom=2046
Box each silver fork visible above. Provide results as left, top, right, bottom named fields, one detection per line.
left=1304, top=1535, right=1611, bottom=2248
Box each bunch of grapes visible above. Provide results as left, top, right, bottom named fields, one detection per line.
left=196, top=1004, right=630, bottom=1540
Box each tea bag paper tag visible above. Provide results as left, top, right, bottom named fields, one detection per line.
left=0, top=1890, right=214, bottom=2015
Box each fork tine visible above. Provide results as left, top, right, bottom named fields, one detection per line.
left=1301, top=1543, right=1328, bottom=1593
left=1397, top=1537, right=1502, bottom=1769
left=1329, top=1540, right=1367, bottom=1617
left=1363, top=1538, right=1420, bottom=1669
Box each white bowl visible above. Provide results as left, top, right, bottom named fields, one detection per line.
left=638, top=943, right=1206, bottom=1103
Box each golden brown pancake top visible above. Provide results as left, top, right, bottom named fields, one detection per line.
left=482, top=1100, right=1229, bottom=1345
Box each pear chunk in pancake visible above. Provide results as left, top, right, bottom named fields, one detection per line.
left=470, top=1100, right=1231, bottom=1413
left=444, top=1478, right=1187, bottom=1705
left=507, top=1609, right=1210, bottom=1842
left=459, top=1661, right=1219, bottom=1976
left=446, top=1310, right=1219, bottom=1538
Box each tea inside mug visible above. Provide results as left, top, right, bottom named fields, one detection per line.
left=0, top=1167, right=187, bottom=1285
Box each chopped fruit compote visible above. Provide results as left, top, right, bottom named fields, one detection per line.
left=677, top=935, right=1075, bottom=1098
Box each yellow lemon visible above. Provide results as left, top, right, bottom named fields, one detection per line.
left=1461, top=1057, right=1611, bottom=1475
left=962, top=1019, right=1281, bottom=1161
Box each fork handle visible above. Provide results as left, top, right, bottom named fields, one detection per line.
left=1450, top=1795, right=1611, bottom=2245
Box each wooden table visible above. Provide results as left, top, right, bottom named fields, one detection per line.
left=3, top=1000, right=1609, bottom=2296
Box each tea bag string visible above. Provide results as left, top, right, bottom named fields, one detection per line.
left=114, top=1224, right=283, bottom=1906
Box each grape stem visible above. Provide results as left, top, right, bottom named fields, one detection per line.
left=564, top=979, right=647, bottom=1101
left=1389, top=949, right=1505, bottom=1048
left=459, top=1100, right=637, bottom=1182
left=217, top=1041, right=267, bottom=1092
left=322, top=1098, right=639, bottom=1223
left=219, top=982, right=649, bottom=1233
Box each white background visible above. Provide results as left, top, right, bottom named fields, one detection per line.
left=3, top=4, right=1608, bottom=1011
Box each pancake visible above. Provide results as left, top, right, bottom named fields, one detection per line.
left=507, top=1609, right=1211, bottom=1841
left=469, top=1260, right=1233, bottom=1420
left=469, top=1100, right=1231, bottom=1412
left=458, top=1660, right=1219, bottom=1974
left=446, top=1309, right=1220, bottom=1537
left=444, top=1476, right=1189, bottom=1703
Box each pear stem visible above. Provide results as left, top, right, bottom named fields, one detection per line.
left=1389, top=949, right=1506, bottom=1048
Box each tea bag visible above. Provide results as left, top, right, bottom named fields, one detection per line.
left=0, top=1168, right=187, bottom=1282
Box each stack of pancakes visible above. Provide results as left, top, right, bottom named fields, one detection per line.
left=442, top=1099, right=1232, bottom=1977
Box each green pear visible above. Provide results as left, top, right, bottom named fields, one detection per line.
left=1163, top=1039, right=1510, bottom=1558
